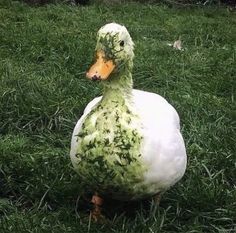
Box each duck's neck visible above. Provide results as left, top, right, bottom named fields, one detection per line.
left=101, top=63, right=133, bottom=106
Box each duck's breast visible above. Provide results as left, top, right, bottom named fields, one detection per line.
left=70, top=95, right=149, bottom=199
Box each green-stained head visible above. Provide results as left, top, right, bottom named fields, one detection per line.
left=86, top=23, right=134, bottom=81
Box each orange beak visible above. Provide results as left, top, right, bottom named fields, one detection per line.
left=86, top=51, right=115, bottom=81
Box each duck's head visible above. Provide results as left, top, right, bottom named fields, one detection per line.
left=86, top=23, right=134, bottom=81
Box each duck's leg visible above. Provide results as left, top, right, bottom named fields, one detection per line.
left=90, top=192, right=104, bottom=222
left=150, top=193, right=162, bottom=216
left=154, top=192, right=162, bottom=206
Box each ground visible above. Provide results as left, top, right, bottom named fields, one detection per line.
left=0, top=1, right=235, bottom=232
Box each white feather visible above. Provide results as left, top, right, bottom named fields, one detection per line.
left=70, top=89, right=187, bottom=196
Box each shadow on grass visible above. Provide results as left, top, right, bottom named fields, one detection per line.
left=75, top=193, right=159, bottom=221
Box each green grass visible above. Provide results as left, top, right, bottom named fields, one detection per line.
left=0, top=1, right=235, bottom=232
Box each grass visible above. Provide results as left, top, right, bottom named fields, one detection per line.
left=0, top=0, right=235, bottom=232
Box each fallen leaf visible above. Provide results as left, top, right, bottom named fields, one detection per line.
left=173, top=40, right=182, bottom=50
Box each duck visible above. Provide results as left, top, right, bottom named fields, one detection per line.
left=70, top=23, right=187, bottom=220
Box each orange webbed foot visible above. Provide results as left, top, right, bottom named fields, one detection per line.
left=90, top=192, right=106, bottom=223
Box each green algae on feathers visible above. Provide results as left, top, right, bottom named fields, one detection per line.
left=74, top=97, right=147, bottom=199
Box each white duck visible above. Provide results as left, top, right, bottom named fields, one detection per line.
left=70, top=23, right=187, bottom=220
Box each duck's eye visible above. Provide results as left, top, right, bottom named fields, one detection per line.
left=119, top=40, right=124, bottom=47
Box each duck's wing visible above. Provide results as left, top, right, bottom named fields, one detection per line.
left=132, top=89, right=186, bottom=189
left=70, top=96, right=102, bottom=157
left=132, top=89, right=180, bottom=130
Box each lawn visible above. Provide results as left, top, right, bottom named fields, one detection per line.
left=0, top=1, right=235, bottom=232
